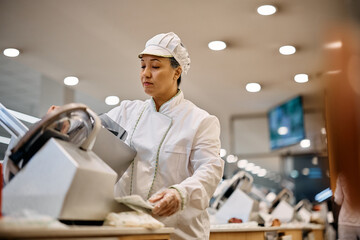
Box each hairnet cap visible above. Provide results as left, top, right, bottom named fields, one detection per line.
left=139, top=32, right=191, bottom=74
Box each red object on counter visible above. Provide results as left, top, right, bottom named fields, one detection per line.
left=228, top=217, right=243, bottom=223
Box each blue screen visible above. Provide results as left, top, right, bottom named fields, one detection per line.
left=268, top=96, right=305, bottom=150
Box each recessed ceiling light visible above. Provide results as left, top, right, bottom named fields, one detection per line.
left=226, top=154, right=237, bottom=163
left=105, top=96, right=120, bottom=105
left=294, top=74, right=309, bottom=83
left=208, top=41, right=227, bottom=51
left=237, top=159, right=248, bottom=169
left=3, top=48, right=20, bottom=57
left=279, top=45, right=296, bottom=55
left=246, top=83, right=261, bottom=92
left=257, top=5, right=277, bottom=16
left=64, top=76, right=79, bottom=86
left=245, top=162, right=255, bottom=171
left=300, top=139, right=311, bottom=148
left=257, top=168, right=267, bottom=177
left=251, top=166, right=261, bottom=174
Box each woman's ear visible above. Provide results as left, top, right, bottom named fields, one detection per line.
left=174, top=67, right=182, bottom=80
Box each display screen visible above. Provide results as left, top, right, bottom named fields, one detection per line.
left=268, top=96, right=305, bottom=150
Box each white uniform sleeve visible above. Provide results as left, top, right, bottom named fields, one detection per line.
left=171, top=115, right=224, bottom=210
left=106, top=101, right=127, bottom=127
left=105, top=100, right=144, bottom=132
left=334, top=175, right=344, bottom=205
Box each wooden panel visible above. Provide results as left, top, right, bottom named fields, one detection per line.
left=210, top=232, right=247, bottom=240
left=282, top=230, right=302, bottom=240
left=245, top=232, right=265, bottom=240
left=310, top=229, right=324, bottom=240
left=210, top=231, right=264, bottom=240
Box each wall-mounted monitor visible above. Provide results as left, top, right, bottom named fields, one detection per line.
left=268, top=96, right=305, bottom=150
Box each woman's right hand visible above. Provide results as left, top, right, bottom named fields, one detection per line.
left=47, top=105, right=60, bottom=114
left=149, top=188, right=181, bottom=217
left=46, top=105, right=70, bottom=133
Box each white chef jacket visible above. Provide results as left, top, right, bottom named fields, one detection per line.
left=106, top=90, right=224, bottom=239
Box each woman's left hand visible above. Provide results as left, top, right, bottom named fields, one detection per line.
left=149, top=189, right=181, bottom=217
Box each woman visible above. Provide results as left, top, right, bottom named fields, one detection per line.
left=334, top=174, right=360, bottom=239
left=106, top=32, right=224, bottom=239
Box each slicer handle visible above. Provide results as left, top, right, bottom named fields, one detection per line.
left=80, top=108, right=101, bottom=151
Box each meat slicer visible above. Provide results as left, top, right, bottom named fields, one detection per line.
left=1, top=103, right=136, bottom=221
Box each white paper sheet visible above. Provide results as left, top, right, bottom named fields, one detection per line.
left=115, top=195, right=154, bottom=213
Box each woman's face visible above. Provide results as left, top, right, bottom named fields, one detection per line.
left=140, top=55, right=181, bottom=99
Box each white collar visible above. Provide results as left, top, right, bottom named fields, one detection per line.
left=150, top=90, right=184, bottom=114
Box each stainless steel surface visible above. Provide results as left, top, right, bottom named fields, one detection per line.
left=0, top=103, right=28, bottom=139
left=2, top=138, right=128, bottom=220
left=211, top=171, right=254, bottom=210
left=92, top=127, right=136, bottom=180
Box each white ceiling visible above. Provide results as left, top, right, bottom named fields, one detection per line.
left=0, top=0, right=345, bottom=160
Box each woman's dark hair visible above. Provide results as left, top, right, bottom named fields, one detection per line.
left=169, top=57, right=182, bottom=86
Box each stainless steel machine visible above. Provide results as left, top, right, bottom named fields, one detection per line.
left=210, top=170, right=254, bottom=210
left=1, top=103, right=136, bottom=221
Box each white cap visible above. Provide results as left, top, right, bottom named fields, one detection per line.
left=139, top=32, right=191, bottom=74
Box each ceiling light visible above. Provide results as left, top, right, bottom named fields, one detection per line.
left=208, top=41, right=227, bottom=51
left=3, top=48, right=20, bottom=57
left=300, top=139, right=311, bottom=148
left=257, top=5, right=277, bottom=16
left=257, top=168, right=267, bottom=177
left=64, top=76, right=79, bottom=86
left=251, top=166, right=261, bottom=174
left=245, top=162, right=255, bottom=171
left=237, top=159, right=248, bottom=168
left=226, top=155, right=236, bottom=163
left=279, top=45, right=296, bottom=55
left=294, top=74, right=309, bottom=83
left=220, top=148, right=227, bottom=158
left=246, top=83, right=261, bottom=92
left=105, top=96, right=120, bottom=105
